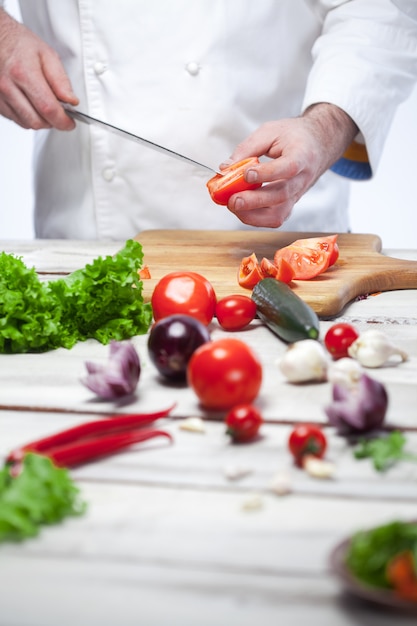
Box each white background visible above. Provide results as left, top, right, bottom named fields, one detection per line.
left=0, top=1, right=416, bottom=247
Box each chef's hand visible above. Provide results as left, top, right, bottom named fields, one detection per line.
left=0, top=9, right=78, bottom=130
left=222, top=103, right=359, bottom=228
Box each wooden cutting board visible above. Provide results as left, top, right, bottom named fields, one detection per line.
left=135, top=230, right=417, bottom=318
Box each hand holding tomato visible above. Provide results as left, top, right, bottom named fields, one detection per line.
left=220, top=106, right=358, bottom=228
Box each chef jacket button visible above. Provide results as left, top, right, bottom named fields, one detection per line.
left=93, top=61, right=107, bottom=75
left=185, top=61, right=200, bottom=76
left=102, top=167, right=115, bottom=182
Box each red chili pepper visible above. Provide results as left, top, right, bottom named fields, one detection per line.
left=7, top=404, right=175, bottom=466
left=47, top=429, right=173, bottom=468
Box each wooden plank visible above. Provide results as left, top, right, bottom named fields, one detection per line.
left=0, top=320, right=415, bottom=424
left=136, top=230, right=417, bottom=317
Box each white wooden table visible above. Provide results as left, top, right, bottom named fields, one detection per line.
left=0, top=240, right=416, bottom=626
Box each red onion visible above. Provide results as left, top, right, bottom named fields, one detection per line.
left=325, top=373, right=388, bottom=434
left=81, top=341, right=140, bottom=399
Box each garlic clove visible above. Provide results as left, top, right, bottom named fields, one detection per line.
left=278, top=339, right=329, bottom=383
left=348, top=329, right=408, bottom=368
left=327, top=357, right=363, bottom=388
left=178, top=417, right=206, bottom=433
left=303, top=455, right=335, bottom=479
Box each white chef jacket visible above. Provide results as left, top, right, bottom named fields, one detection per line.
left=10, top=0, right=417, bottom=239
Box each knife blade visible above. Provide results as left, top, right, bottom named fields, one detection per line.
left=64, top=107, right=221, bottom=175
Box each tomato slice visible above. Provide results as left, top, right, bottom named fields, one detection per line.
left=274, top=245, right=329, bottom=280
left=291, top=235, right=339, bottom=266
left=238, top=252, right=264, bottom=289
left=207, top=157, right=262, bottom=206
left=260, top=257, right=294, bottom=284
left=273, top=235, right=339, bottom=280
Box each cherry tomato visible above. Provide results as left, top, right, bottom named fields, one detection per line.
left=288, top=424, right=327, bottom=466
left=225, top=404, right=263, bottom=443
left=151, top=271, right=216, bottom=326
left=324, top=322, right=359, bottom=360
left=238, top=252, right=264, bottom=289
left=187, top=338, right=262, bottom=411
left=206, top=157, right=262, bottom=206
left=216, top=295, right=257, bottom=331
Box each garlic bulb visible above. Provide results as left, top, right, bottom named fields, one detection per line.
left=278, top=339, right=329, bottom=383
left=327, top=357, right=363, bottom=388
left=348, top=329, right=408, bottom=368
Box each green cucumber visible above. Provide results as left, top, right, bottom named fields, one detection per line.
left=251, top=278, right=320, bottom=343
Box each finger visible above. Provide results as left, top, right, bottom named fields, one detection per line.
left=228, top=200, right=291, bottom=229
left=18, top=48, right=78, bottom=130
left=228, top=123, right=281, bottom=163
left=226, top=183, right=297, bottom=228
left=243, top=155, right=302, bottom=186
left=40, top=48, right=79, bottom=106
left=0, top=81, right=52, bottom=129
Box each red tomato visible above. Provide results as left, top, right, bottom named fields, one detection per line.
left=151, top=271, right=216, bottom=326
left=259, top=257, right=294, bottom=283
left=290, top=235, right=340, bottom=267
left=288, top=424, right=327, bottom=466
left=225, top=404, right=263, bottom=443
left=324, top=322, right=359, bottom=360
left=216, top=295, right=257, bottom=331
left=274, top=245, right=330, bottom=280
left=207, top=157, right=262, bottom=206
left=238, top=252, right=264, bottom=289
left=187, top=338, right=262, bottom=411
left=273, top=235, right=339, bottom=280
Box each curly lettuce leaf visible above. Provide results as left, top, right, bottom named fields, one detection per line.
left=0, top=252, right=63, bottom=353
left=0, top=239, right=152, bottom=353
left=48, top=239, right=153, bottom=346
left=0, top=453, right=86, bottom=542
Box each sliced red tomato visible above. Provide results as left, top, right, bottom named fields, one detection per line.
left=207, top=157, right=262, bottom=206
left=238, top=252, right=264, bottom=289
left=274, top=245, right=329, bottom=280
left=260, top=257, right=294, bottom=283
left=274, top=235, right=339, bottom=280
left=138, top=265, right=151, bottom=279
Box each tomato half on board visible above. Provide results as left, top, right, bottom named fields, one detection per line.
left=206, top=157, right=262, bottom=206
left=238, top=253, right=264, bottom=289
left=151, top=271, right=217, bottom=326
left=273, top=235, right=339, bottom=280
left=290, top=235, right=340, bottom=267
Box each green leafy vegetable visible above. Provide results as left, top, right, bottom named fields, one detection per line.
left=0, top=239, right=152, bottom=353
left=0, top=453, right=86, bottom=542
left=354, top=431, right=417, bottom=472
left=345, top=520, right=417, bottom=589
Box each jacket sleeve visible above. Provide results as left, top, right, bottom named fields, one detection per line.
left=302, top=0, right=417, bottom=180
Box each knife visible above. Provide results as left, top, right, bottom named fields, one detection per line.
left=63, top=106, right=221, bottom=175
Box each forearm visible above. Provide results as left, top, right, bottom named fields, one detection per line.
left=301, top=103, right=359, bottom=172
